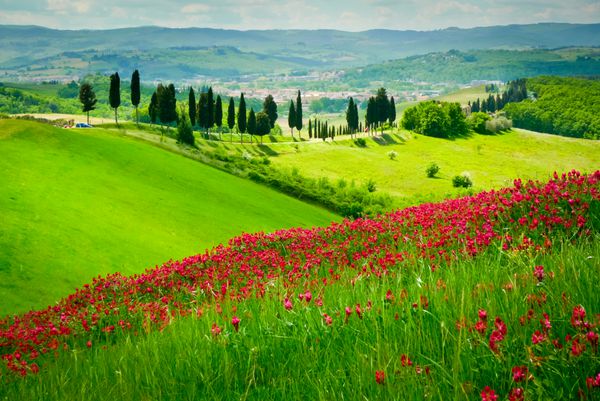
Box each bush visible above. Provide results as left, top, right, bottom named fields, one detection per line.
left=354, top=138, right=367, bottom=147
left=485, top=116, right=512, bottom=133
left=177, top=113, right=195, bottom=146
left=452, top=173, right=473, bottom=188
left=366, top=179, right=377, bottom=193
left=426, top=162, right=440, bottom=178
left=387, top=150, right=398, bottom=160
left=467, top=112, right=491, bottom=134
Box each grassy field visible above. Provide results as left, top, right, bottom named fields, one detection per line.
left=436, top=85, right=491, bottom=105
left=0, top=119, right=338, bottom=314
left=264, top=129, right=600, bottom=207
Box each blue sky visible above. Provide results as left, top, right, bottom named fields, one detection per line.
left=0, top=0, right=598, bottom=31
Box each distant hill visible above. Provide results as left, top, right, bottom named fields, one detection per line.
left=1, top=23, right=599, bottom=81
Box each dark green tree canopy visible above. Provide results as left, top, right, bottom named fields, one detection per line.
left=263, top=94, right=278, bottom=129
left=288, top=100, right=296, bottom=132
left=149, top=92, right=158, bottom=124
left=206, top=87, right=215, bottom=130
left=109, top=72, right=121, bottom=110
left=130, top=70, right=140, bottom=107
left=197, top=92, right=209, bottom=131
left=227, top=97, right=235, bottom=130
left=296, top=90, right=303, bottom=131
left=389, top=96, right=396, bottom=125
left=255, top=111, right=271, bottom=143
left=79, top=83, right=97, bottom=113
left=375, top=87, right=390, bottom=128
left=188, top=87, right=196, bottom=126
left=237, top=93, right=247, bottom=133
left=247, top=108, right=257, bottom=136
left=157, top=83, right=177, bottom=125
left=215, top=95, right=223, bottom=128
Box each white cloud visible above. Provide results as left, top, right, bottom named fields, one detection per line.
left=181, top=3, right=212, bottom=14
left=46, top=0, right=91, bottom=14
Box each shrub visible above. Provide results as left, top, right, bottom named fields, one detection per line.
left=387, top=150, right=398, bottom=160
left=426, top=162, right=440, bottom=178
left=177, top=113, right=195, bottom=146
left=354, top=138, right=367, bottom=147
left=467, top=112, right=491, bottom=134
left=366, top=179, right=377, bottom=193
left=452, top=173, right=473, bottom=188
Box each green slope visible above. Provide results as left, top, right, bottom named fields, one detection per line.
left=0, top=119, right=338, bottom=314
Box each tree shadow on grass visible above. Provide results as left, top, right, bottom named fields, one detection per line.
left=257, top=145, right=279, bottom=156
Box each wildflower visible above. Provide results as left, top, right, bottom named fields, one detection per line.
left=323, top=314, right=333, bottom=326
left=211, top=323, right=222, bottom=337
left=540, top=313, right=551, bottom=333
left=375, top=370, right=385, bottom=384
left=86, top=340, right=92, bottom=348
left=586, top=331, right=598, bottom=348
left=478, top=309, right=488, bottom=321
left=481, top=386, right=498, bottom=401
left=533, top=265, right=544, bottom=282
left=231, top=316, right=240, bottom=332
left=509, top=387, right=524, bottom=401
left=512, top=366, right=528, bottom=382
left=304, top=291, right=313, bottom=303
left=284, top=298, right=293, bottom=310
left=571, top=305, right=586, bottom=328
left=355, top=304, right=363, bottom=319
left=494, top=317, right=507, bottom=336
left=475, top=320, right=487, bottom=334
left=345, top=306, right=352, bottom=320
left=571, top=338, right=585, bottom=356
left=532, top=330, right=546, bottom=345
left=401, top=354, right=413, bottom=367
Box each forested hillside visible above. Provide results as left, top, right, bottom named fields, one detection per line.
left=504, top=76, right=600, bottom=139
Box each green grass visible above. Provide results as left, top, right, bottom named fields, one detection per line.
left=3, top=234, right=598, bottom=400
left=265, top=129, right=600, bottom=207
left=0, top=119, right=339, bottom=314
left=436, top=85, right=492, bottom=105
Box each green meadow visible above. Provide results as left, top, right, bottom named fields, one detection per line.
left=0, top=119, right=338, bottom=314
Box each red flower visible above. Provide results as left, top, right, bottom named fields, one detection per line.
left=478, top=309, right=488, bottom=321
left=532, top=330, right=546, bottom=345
left=586, top=331, right=598, bottom=347
left=512, top=366, right=528, bottom=382
left=355, top=304, right=363, bottom=319
left=571, top=305, right=586, bottom=328
left=571, top=338, right=586, bottom=356
left=323, top=314, right=333, bottom=326
left=475, top=320, right=487, bottom=334
left=481, top=386, right=498, bottom=401
left=400, top=354, right=413, bottom=367
left=211, top=323, right=222, bottom=337
left=509, top=387, right=524, bottom=401
left=304, top=291, right=313, bottom=302
left=494, top=317, right=507, bottom=336
left=375, top=370, right=385, bottom=385
left=86, top=340, right=92, bottom=348
left=533, top=265, right=545, bottom=282
left=231, top=316, right=240, bottom=332
left=284, top=298, right=293, bottom=310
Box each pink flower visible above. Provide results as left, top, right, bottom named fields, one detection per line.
left=571, top=338, right=586, bottom=356
left=475, top=320, right=487, bottom=334
left=304, top=291, right=313, bottom=303
left=532, top=330, right=546, bottom=345
left=586, top=331, right=598, bottom=347
left=509, top=387, right=524, bottom=401
left=571, top=305, right=586, bottom=328
left=231, top=316, right=240, bottom=332
left=211, top=323, right=222, bottom=336
left=481, top=386, right=498, bottom=401
left=533, top=265, right=544, bottom=282
left=478, top=309, right=488, bottom=321
left=375, top=370, right=385, bottom=385
left=86, top=340, right=92, bottom=348
left=355, top=304, right=363, bottom=319
left=284, top=298, right=293, bottom=310
left=512, top=366, right=528, bottom=382
left=323, top=314, right=333, bottom=326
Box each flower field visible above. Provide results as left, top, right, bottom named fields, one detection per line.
left=1, top=170, right=599, bottom=400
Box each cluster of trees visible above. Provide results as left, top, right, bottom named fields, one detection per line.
left=401, top=101, right=468, bottom=138
left=503, top=76, right=600, bottom=139
left=287, top=91, right=303, bottom=137
left=469, top=79, right=527, bottom=113
left=307, top=118, right=359, bottom=141
left=345, top=97, right=360, bottom=137
left=365, top=88, right=396, bottom=134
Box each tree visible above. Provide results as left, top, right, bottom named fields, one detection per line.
left=130, top=69, right=140, bottom=125
left=247, top=108, right=256, bottom=142
left=262, top=94, right=278, bottom=129
left=215, top=95, right=223, bottom=140
left=78, top=83, right=97, bottom=125
left=255, top=111, right=271, bottom=144
left=109, top=72, right=121, bottom=125
left=188, top=87, right=196, bottom=127
left=197, top=92, right=209, bottom=138
left=149, top=92, right=158, bottom=124
left=177, top=106, right=195, bottom=146
left=157, top=83, right=177, bottom=127
left=288, top=100, right=296, bottom=137
left=237, top=93, right=247, bottom=142
left=366, top=97, right=376, bottom=133
left=296, top=90, right=303, bottom=134
left=207, top=87, right=215, bottom=134
left=346, top=97, right=359, bottom=137
left=444, top=102, right=468, bottom=136
left=375, top=87, right=390, bottom=134
left=389, top=96, right=396, bottom=126
left=227, top=97, right=235, bottom=142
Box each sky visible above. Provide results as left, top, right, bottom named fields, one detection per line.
left=0, top=0, right=599, bottom=31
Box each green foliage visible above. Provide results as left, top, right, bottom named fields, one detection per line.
left=78, top=83, right=97, bottom=114
left=402, top=101, right=467, bottom=138
left=176, top=109, right=195, bottom=146
left=57, top=80, right=79, bottom=98
left=426, top=162, right=440, bottom=178
left=503, top=76, right=600, bottom=139
left=484, top=116, right=512, bottom=133
left=157, top=83, right=177, bottom=125
left=237, top=93, right=247, bottom=133
left=109, top=72, right=121, bottom=124
left=354, top=138, right=367, bottom=147
left=227, top=97, right=235, bottom=130
left=148, top=92, right=158, bottom=124
left=188, top=87, right=196, bottom=126
left=387, top=150, right=398, bottom=160
left=467, top=112, right=491, bottom=134
left=255, top=111, right=271, bottom=143
left=262, top=94, right=278, bottom=129
left=247, top=108, right=256, bottom=137
left=288, top=100, right=296, bottom=133
left=452, top=173, right=473, bottom=188
left=215, top=95, right=223, bottom=130
left=296, top=90, right=303, bottom=132
left=310, top=97, right=348, bottom=113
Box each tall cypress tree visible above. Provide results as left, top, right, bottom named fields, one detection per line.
left=237, top=93, right=247, bottom=143
left=197, top=92, right=208, bottom=138
left=366, top=97, right=376, bottom=134
left=288, top=100, right=296, bottom=137
left=188, top=87, right=196, bottom=127
left=389, top=96, right=396, bottom=127
left=346, top=97, right=355, bottom=137
left=308, top=119, right=312, bottom=139
left=227, top=97, right=235, bottom=142
left=148, top=91, right=158, bottom=124
left=130, top=69, right=140, bottom=125
left=295, top=90, right=303, bottom=134
left=375, top=87, right=390, bottom=134
left=206, top=87, right=214, bottom=136
left=263, top=94, right=278, bottom=129
left=78, top=82, right=97, bottom=125
left=215, top=95, right=223, bottom=140
left=247, top=108, right=256, bottom=143
left=109, top=72, right=121, bottom=125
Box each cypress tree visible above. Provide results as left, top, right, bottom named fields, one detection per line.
left=247, top=108, right=256, bottom=143
left=346, top=97, right=355, bottom=136
left=130, top=69, right=140, bottom=125
left=263, top=94, right=278, bottom=129
left=308, top=119, right=312, bottom=139
left=79, top=82, right=97, bottom=125
left=366, top=97, right=376, bottom=134
left=109, top=72, right=121, bottom=125
left=238, top=93, right=247, bottom=143
left=227, top=97, right=235, bottom=142
left=165, top=83, right=177, bottom=125
left=197, top=92, right=208, bottom=138
left=288, top=100, right=296, bottom=137
left=206, top=87, right=214, bottom=136
left=375, top=87, right=390, bottom=134
left=215, top=95, right=223, bottom=140
left=389, top=96, right=396, bottom=126
left=296, top=90, right=303, bottom=133
left=188, top=87, right=196, bottom=127
left=255, top=111, right=270, bottom=144
left=148, top=92, right=158, bottom=124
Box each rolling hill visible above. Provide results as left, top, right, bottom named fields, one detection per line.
left=0, top=119, right=338, bottom=314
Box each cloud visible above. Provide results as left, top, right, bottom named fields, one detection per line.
left=181, top=3, right=212, bottom=14
left=46, top=0, right=91, bottom=14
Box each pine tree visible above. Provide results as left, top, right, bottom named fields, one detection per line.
left=130, top=69, right=140, bottom=125
left=263, top=94, right=278, bottom=129
left=375, top=87, right=390, bottom=134
left=296, top=90, right=303, bottom=134
left=78, top=83, right=97, bottom=125
left=238, top=93, right=247, bottom=143
left=288, top=100, right=296, bottom=137
left=188, top=87, right=196, bottom=127
left=389, top=96, right=396, bottom=126
left=148, top=92, right=158, bottom=124
left=109, top=72, right=121, bottom=125
left=255, top=111, right=270, bottom=144
left=247, top=108, right=256, bottom=143
left=215, top=95, right=223, bottom=140
left=227, top=97, right=235, bottom=142
left=366, top=97, right=376, bottom=134
left=346, top=97, right=355, bottom=136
